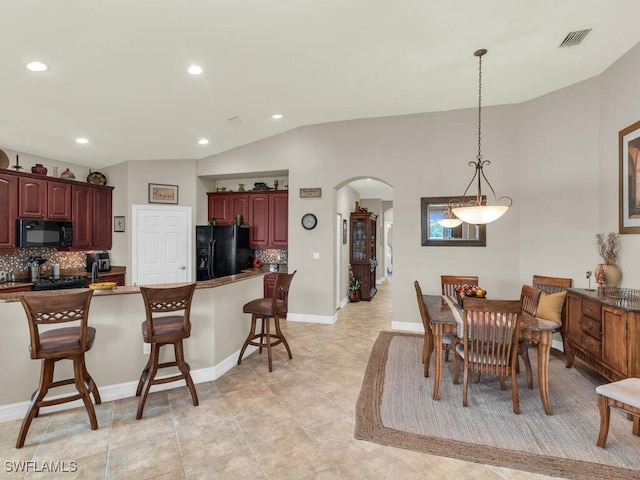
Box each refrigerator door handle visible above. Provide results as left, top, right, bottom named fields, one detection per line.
left=208, top=240, right=215, bottom=278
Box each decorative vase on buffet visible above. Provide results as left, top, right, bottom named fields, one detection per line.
left=31, top=163, right=47, bottom=175
left=596, top=263, right=622, bottom=289
left=595, top=232, right=622, bottom=289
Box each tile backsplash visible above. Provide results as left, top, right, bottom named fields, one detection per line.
left=254, top=249, right=287, bottom=265
left=0, top=248, right=87, bottom=279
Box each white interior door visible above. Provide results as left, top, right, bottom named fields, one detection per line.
left=132, top=205, right=192, bottom=285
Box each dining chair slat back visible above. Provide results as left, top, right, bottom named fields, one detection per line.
left=454, top=298, right=523, bottom=414
left=519, top=285, right=543, bottom=389
left=414, top=281, right=452, bottom=376
left=441, top=275, right=479, bottom=297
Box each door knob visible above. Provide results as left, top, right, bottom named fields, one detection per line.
left=179, top=266, right=186, bottom=270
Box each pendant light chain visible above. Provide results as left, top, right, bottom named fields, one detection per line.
left=477, top=53, right=483, bottom=162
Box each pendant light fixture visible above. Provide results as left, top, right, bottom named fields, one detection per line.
left=436, top=205, right=463, bottom=228
left=451, top=49, right=512, bottom=225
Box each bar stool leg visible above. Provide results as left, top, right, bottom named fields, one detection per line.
left=136, top=351, right=153, bottom=397
left=237, top=315, right=258, bottom=365
left=136, top=343, right=160, bottom=420
left=16, top=359, right=54, bottom=448
left=597, top=394, right=611, bottom=448
left=174, top=340, right=198, bottom=406
left=265, top=316, right=273, bottom=372
left=274, top=315, right=292, bottom=359
left=82, top=361, right=101, bottom=404
left=73, top=355, right=98, bottom=430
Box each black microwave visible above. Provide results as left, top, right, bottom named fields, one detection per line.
left=17, top=219, right=73, bottom=248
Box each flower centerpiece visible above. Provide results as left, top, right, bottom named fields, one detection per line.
left=455, top=284, right=486, bottom=307
left=348, top=275, right=362, bottom=302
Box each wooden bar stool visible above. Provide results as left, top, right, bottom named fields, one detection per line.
left=136, top=283, right=198, bottom=420
left=17, top=290, right=100, bottom=448
left=596, top=378, right=640, bottom=448
left=237, top=271, right=296, bottom=372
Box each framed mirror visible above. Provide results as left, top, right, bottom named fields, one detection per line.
left=421, top=196, right=486, bottom=246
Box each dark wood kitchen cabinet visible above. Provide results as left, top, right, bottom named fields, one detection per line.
left=208, top=190, right=288, bottom=249
left=18, top=177, right=72, bottom=220
left=97, top=272, right=125, bottom=286
left=248, top=191, right=288, bottom=249
left=72, top=184, right=113, bottom=250
left=565, top=289, right=640, bottom=381
left=0, top=173, right=18, bottom=252
left=350, top=211, right=378, bottom=301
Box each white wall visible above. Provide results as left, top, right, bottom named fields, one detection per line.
left=197, top=41, right=640, bottom=328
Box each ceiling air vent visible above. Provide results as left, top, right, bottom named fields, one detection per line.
left=227, top=115, right=247, bottom=126
left=559, top=29, right=592, bottom=48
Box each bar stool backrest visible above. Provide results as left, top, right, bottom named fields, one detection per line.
left=272, top=271, right=296, bottom=311
left=20, top=290, right=94, bottom=359
left=140, top=283, right=196, bottom=339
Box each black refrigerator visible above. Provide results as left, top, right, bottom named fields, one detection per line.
left=196, top=225, right=251, bottom=280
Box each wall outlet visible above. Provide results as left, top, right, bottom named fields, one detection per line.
left=143, top=343, right=150, bottom=355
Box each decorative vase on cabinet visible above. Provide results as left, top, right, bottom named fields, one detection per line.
left=31, top=164, right=47, bottom=175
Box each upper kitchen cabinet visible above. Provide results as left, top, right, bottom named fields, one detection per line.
left=72, top=184, right=113, bottom=250
left=207, top=192, right=250, bottom=226
left=0, top=173, right=18, bottom=252
left=249, top=191, right=288, bottom=249
left=18, top=177, right=72, bottom=220
left=208, top=190, right=288, bottom=249
left=207, top=193, right=231, bottom=225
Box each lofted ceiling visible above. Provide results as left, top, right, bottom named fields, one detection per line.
left=2, top=0, right=640, bottom=175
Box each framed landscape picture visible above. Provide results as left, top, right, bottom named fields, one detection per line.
left=619, top=120, right=640, bottom=233
left=149, top=183, right=178, bottom=204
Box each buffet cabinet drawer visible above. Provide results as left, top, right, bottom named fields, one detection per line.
left=582, top=333, right=601, bottom=357
left=581, top=315, right=601, bottom=339
left=582, top=299, right=601, bottom=320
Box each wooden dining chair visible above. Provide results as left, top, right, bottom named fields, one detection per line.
left=414, top=281, right=454, bottom=377
left=453, top=298, right=523, bottom=413
left=532, top=275, right=572, bottom=354
left=441, top=275, right=479, bottom=297
left=519, top=285, right=542, bottom=389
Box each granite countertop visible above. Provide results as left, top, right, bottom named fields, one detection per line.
left=0, top=266, right=127, bottom=291
left=0, top=268, right=270, bottom=303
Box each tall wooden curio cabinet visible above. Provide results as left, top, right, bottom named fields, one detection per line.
left=350, top=211, right=378, bottom=300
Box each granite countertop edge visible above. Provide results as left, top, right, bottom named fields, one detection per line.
left=0, top=268, right=272, bottom=303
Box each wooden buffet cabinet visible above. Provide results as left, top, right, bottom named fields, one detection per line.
left=350, top=211, right=378, bottom=301
left=565, top=289, right=640, bottom=381
left=207, top=190, right=288, bottom=249
left=0, top=169, right=113, bottom=253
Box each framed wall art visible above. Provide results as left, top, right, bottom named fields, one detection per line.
left=149, top=183, right=178, bottom=204
left=619, top=120, right=640, bottom=233
left=114, top=216, right=125, bottom=232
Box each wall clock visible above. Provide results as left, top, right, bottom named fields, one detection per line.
left=301, top=213, right=318, bottom=230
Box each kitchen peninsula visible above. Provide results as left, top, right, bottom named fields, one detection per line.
left=0, top=269, right=267, bottom=422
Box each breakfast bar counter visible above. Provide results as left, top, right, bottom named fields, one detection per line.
left=0, top=269, right=269, bottom=421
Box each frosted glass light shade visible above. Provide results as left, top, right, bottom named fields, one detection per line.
left=451, top=205, right=508, bottom=225
left=436, top=217, right=463, bottom=228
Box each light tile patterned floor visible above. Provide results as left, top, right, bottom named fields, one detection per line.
left=0, top=280, right=563, bottom=479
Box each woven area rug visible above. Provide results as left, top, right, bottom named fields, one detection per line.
left=355, top=331, right=640, bottom=480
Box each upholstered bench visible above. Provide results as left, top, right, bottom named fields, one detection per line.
left=595, top=378, right=640, bottom=448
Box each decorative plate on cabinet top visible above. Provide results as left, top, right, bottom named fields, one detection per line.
left=87, top=171, right=107, bottom=186
left=0, top=149, right=9, bottom=169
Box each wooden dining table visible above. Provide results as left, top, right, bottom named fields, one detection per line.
left=423, top=294, right=560, bottom=415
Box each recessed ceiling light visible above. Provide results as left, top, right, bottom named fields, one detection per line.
left=75, top=138, right=89, bottom=144
left=271, top=113, right=283, bottom=120
left=198, top=139, right=209, bottom=145
left=188, top=65, right=203, bottom=75
left=26, top=61, right=48, bottom=72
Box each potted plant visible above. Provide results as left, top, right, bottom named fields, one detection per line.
left=349, top=275, right=362, bottom=302
left=596, top=232, right=622, bottom=288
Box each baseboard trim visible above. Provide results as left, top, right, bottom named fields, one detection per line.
left=286, top=312, right=337, bottom=324
left=0, top=345, right=258, bottom=424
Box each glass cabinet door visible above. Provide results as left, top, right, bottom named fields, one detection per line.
left=352, top=217, right=366, bottom=261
